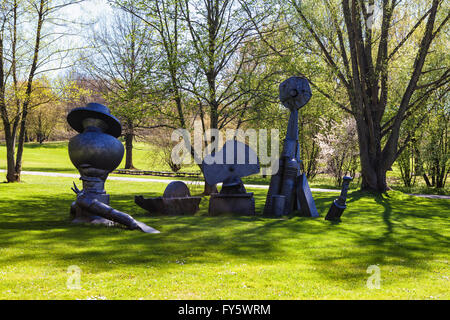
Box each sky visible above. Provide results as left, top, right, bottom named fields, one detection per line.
left=48, top=0, right=114, bottom=78
left=64, top=0, right=113, bottom=22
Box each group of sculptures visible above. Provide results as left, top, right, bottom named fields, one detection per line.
left=66, top=77, right=352, bottom=233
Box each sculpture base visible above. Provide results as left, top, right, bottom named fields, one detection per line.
left=265, top=174, right=319, bottom=217
left=70, top=193, right=115, bottom=226
left=71, top=214, right=115, bottom=227
left=297, top=174, right=319, bottom=217
left=209, top=193, right=255, bottom=216
left=134, top=196, right=202, bottom=215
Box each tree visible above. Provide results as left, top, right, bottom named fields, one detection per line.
left=25, top=78, right=62, bottom=143
left=79, top=7, right=158, bottom=169
left=179, top=0, right=275, bottom=192
left=316, top=117, right=359, bottom=185
left=116, top=0, right=270, bottom=193
left=281, top=0, right=449, bottom=192
left=0, top=0, right=83, bottom=182
left=417, top=89, right=449, bottom=188
left=178, top=0, right=267, bottom=133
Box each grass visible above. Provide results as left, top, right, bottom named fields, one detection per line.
left=4, top=141, right=446, bottom=194
left=0, top=141, right=200, bottom=175
left=0, top=174, right=449, bottom=299
left=0, top=141, right=449, bottom=299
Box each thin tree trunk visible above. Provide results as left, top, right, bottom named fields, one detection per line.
left=10, top=0, right=45, bottom=182
left=124, top=132, right=135, bottom=169
left=5, top=135, right=19, bottom=182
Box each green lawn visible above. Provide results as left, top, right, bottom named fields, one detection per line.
left=4, top=141, right=445, bottom=193
left=0, top=141, right=200, bottom=174
left=0, top=174, right=449, bottom=299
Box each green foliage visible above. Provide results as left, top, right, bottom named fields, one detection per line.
left=397, top=141, right=417, bottom=188
left=316, top=117, right=360, bottom=186
left=396, top=88, right=449, bottom=189
left=419, top=93, right=449, bottom=188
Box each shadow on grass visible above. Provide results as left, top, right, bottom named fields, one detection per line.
left=305, top=190, right=450, bottom=287
left=0, top=188, right=336, bottom=267
left=0, top=187, right=448, bottom=284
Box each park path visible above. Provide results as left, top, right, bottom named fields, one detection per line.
left=1, top=169, right=449, bottom=200
left=0, top=169, right=339, bottom=192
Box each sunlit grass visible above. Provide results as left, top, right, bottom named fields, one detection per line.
left=0, top=174, right=448, bottom=299
left=0, top=141, right=199, bottom=174
left=1, top=141, right=448, bottom=195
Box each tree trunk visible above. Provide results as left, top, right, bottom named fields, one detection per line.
left=5, top=0, right=45, bottom=183
left=353, top=112, right=390, bottom=192
left=196, top=161, right=218, bottom=195
left=360, top=160, right=388, bottom=192
left=14, top=109, right=28, bottom=176
left=5, top=136, right=20, bottom=182
left=124, top=131, right=135, bottom=170
left=24, top=129, right=30, bottom=142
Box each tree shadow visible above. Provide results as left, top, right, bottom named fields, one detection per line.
left=304, top=190, right=450, bottom=287
left=375, top=192, right=393, bottom=241
left=0, top=186, right=448, bottom=286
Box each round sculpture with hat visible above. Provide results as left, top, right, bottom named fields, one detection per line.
left=67, top=102, right=159, bottom=233
left=68, top=103, right=124, bottom=174
left=67, top=102, right=122, bottom=138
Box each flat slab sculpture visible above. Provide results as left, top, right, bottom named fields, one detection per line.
left=203, top=140, right=260, bottom=215
left=325, top=176, right=353, bottom=221
left=67, top=103, right=159, bottom=233
left=264, top=76, right=319, bottom=217
left=135, top=181, right=201, bottom=215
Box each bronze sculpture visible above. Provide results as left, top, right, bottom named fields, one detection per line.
left=135, top=181, right=202, bottom=215
left=264, top=77, right=319, bottom=217
left=203, top=140, right=260, bottom=215
left=325, top=176, right=353, bottom=221
left=67, top=103, right=159, bottom=233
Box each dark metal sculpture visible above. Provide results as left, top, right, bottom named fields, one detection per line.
left=325, top=176, right=353, bottom=221
left=264, top=77, right=319, bottom=217
left=135, top=181, right=201, bottom=215
left=67, top=103, right=159, bottom=233
left=203, top=140, right=259, bottom=215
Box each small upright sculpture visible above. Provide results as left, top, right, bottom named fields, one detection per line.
left=203, top=140, right=260, bottom=215
left=67, top=103, right=159, bottom=233
left=264, top=76, right=319, bottom=217
left=135, top=181, right=201, bottom=215
left=325, top=176, right=353, bottom=221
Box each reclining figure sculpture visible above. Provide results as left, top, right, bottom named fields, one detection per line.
left=135, top=181, right=201, bottom=215
left=67, top=103, right=159, bottom=233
